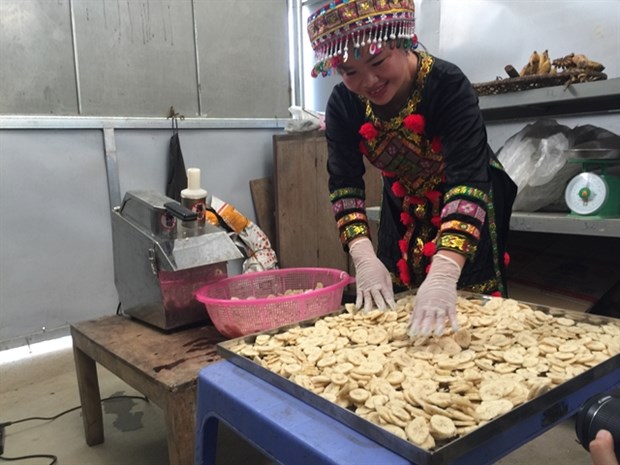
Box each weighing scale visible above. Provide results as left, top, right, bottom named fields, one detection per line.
left=565, top=150, right=620, bottom=218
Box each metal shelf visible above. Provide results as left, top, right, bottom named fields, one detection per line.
left=479, top=77, right=620, bottom=121
left=367, top=207, right=620, bottom=238
left=510, top=212, right=620, bottom=237
left=478, top=78, right=620, bottom=238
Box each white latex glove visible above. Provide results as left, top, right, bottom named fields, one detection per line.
left=408, top=254, right=461, bottom=337
left=349, top=237, right=396, bottom=313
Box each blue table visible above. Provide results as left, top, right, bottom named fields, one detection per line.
left=194, top=361, right=411, bottom=465
left=195, top=359, right=620, bottom=465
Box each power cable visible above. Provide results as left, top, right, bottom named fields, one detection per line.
left=0, top=394, right=149, bottom=465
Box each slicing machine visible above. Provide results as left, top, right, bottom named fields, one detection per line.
left=111, top=190, right=243, bottom=330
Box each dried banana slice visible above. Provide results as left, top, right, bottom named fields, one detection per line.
left=380, top=423, right=407, bottom=441
left=475, top=399, right=514, bottom=421
left=329, top=372, right=349, bottom=386
left=429, top=414, right=457, bottom=440
left=503, top=349, right=524, bottom=365
left=454, top=329, right=472, bottom=349
left=405, top=417, right=431, bottom=446
left=349, top=388, right=371, bottom=404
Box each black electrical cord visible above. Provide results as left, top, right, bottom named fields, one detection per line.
left=0, top=394, right=149, bottom=465
left=0, top=454, right=57, bottom=465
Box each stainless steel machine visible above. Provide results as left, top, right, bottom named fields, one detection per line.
left=111, top=190, right=243, bottom=330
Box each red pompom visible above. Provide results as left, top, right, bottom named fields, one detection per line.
left=397, top=258, right=410, bottom=285
left=491, top=291, right=502, bottom=297
left=358, top=140, right=368, bottom=155
left=425, top=190, right=442, bottom=203
left=422, top=242, right=436, bottom=257
left=410, top=195, right=425, bottom=205
left=331, top=55, right=343, bottom=67
left=503, top=252, right=511, bottom=267
left=359, top=122, right=379, bottom=141
left=431, top=216, right=441, bottom=228
left=403, top=114, right=426, bottom=134
left=400, top=211, right=413, bottom=226
left=391, top=181, right=406, bottom=198
left=431, top=136, right=442, bottom=153
left=398, top=238, right=408, bottom=253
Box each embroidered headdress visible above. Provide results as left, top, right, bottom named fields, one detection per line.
left=307, top=0, right=417, bottom=77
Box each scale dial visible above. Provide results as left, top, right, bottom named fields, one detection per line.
left=565, top=172, right=609, bottom=215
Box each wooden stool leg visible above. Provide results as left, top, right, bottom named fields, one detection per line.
left=73, top=345, right=104, bottom=445
left=165, top=389, right=196, bottom=465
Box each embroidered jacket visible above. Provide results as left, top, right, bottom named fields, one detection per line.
left=325, top=52, right=517, bottom=295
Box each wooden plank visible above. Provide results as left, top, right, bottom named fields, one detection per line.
left=315, top=136, right=349, bottom=271
left=274, top=133, right=321, bottom=267
left=249, top=177, right=276, bottom=246
left=273, top=131, right=382, bottom=273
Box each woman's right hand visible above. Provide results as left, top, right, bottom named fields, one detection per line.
left=349, top=237, right=396, bottom=313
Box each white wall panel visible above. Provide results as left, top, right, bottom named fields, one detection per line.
left=0, top=0, right=77, bottom=114
left=303, top=0, right=620, bottom=111
left=0, top=130, right=116, bottom=345
left=72, top=0, right=199, bottom=116
left=196, top=0, right=291, bottom=118
left=435, top=0, right=619, bottom=84
left=0, top=126, right=281, bottom=348
left=0, top=0, right=291, bottom=117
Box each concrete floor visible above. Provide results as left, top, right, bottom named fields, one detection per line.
left=0, top=284, right=598, bottom=465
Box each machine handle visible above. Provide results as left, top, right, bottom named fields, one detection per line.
left=164, top=202, right=198, bottom=221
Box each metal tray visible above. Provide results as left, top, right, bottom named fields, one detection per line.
left=217, top=293, right=620, bottom=465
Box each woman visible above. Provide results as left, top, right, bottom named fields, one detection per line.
left=307, top=0, right=517, bottom=337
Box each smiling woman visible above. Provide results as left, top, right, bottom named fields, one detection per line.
left=305, top=0, right=518, bottom=337
left=337, top=47, right=419, bottom=116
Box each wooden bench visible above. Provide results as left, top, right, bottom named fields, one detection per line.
left=71, top=315, right=224, bottom=465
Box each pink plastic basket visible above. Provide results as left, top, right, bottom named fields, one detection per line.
left=195, top=267, right=353, bottom=338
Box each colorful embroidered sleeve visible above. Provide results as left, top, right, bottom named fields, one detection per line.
left=419, top=57, right=497, bottom=261
left=437, top=186, right=488, bottom=258
left=325, top=83, right=371, bottom=251
left=330, top=187, right=369, bottom=247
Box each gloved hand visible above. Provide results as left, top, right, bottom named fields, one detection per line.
left=349, top=237, right=396, bottom=313
left=408, top=253, right=461, bottom=337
